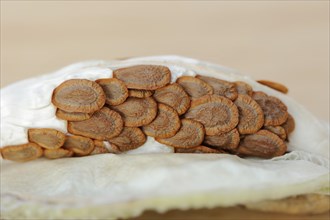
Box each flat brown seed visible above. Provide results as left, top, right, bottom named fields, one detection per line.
left=90, top=140, right=109, bottom=155
left=96, top=78, right=128, bottom=106
left=44, top=148, right=73, bottom=159
left=56, top=108, right=92, bottom=121
left=252, top=91, right=288, bottom=126
left=128, top=89, right=154, bottom=98
left=156, top=119, right=205, bottom=148
left=234, top=81, right=253, bottom=96
left=108, top=127, right=146, bottom=152
left=52, top=79, right=106, bottom=113
left=258, top=80, right=289, bottom=94
left=63, top=135, right=95, bottom=156
left=196, top=75, right=238, bottom=100
left=203, top=129, right=240, bottom=150
left=176, top=76, right=213, bottom=99
left=68, top=107, right=123, bottom=140
left=142, top=103, right=181, bottom=138
left=234, top=94, right=264, bottom=134
left=153, top=83, right=190, bottom=115
left=282, top=113, right=295, bottom=137
left=175, top=146, right=223, bottom=154
left=264, top=126, right=287, bottom=140
left=237, top=130, right=287, bottom=158
left=113, top=65, right=171, bottom=90
left=1, top=143, right=43, bottom=162
left=184, top=95, right=239, bottom=135
left=28, top=128, right=66, bottom=150
left=110, top=97, right=157, bottom=127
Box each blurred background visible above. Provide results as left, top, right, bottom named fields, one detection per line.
left=1, top=1, right=329, bottom=118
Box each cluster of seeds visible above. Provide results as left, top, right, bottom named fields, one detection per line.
left=0, top=65, right=295, bottom=162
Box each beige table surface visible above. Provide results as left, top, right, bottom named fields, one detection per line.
left=1, top=1, right=329, bottom=220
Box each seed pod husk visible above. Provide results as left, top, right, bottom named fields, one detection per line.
left=175, top=146, right=223, bottom=154
left=44, top=148, right=73, bottom=159
left=128, top=89, right=154, bottom=98
left=1, top=143, right=43, bottom=162
left=28, top=128, right=66, bottom=150
left=56, top=109, right=92, bottom=121
left=234, top=81, right=253, bottom=96
left=203, top=129, right=240, bottom=150
left=96, top=78, right=128, bottom=106
left=176, top=76, right=213, bottom=99
left=63, top=135, right=95, bottom=156
left=108, top=127, right=147, bottom=152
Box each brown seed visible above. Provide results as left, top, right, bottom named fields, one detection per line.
left=108, top=127, right=147, bottom=152
left=234, top=81, right=253, bottom=96
left=264, top=126, right=287, bottom=140
left=142, top=103, right=181, bottom=138
left=44, top=148, right=73, bottom=159
left=52, top=79, right=106, bottom=113
left=110, top=97, right=157, bottom=127
left=63, top=135, right=95, bottom=156
left=196, top=75, right=238, bottom=100
left=1, top=143, right=43, bottom=162
left=113, top=65, right=171, bottom=90
left=128, top=89, right=154, bottom=98
left=68, top=107, right=123, bottom=140
left=203, top=128, right=240, bottom=150
left=95, top=78, right=128, bottom=106
left=258, top=80, right=289, bottom=94
left=237, top=130, right=287, bottom=158
left=282, top=113, right=295, bottom=137
left=56, top=109, right=92, bottom=121
left=184, top=95, right=239, bottom=135
left=153, top=83, right=190, bottom=115
left=90, top=140, right=109, bottom=155
left=234, top=94, right=264, bottom=134
left=252, top=91, right=288, bottom=126
left=156, top=119, right=205, bottom=148
left=175, top=146, right=223, bottom=154
left=176, top=76, right=213, bottom=99
left=28, top=128, right=66, bottom=150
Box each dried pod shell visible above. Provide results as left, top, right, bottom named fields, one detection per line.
left=156, top=119, right=205, bottom=148
left=108, top=127, right=146, bottom=152
left=28, top=128, right=66, bottom=150
left=203, top=129, right=240, bottom=150
left=234, top=81, right=253, bottom=96
left=258, top=80, right=289, bottom=94
left=56, top=109, right=92, bottom=121
left=153, top=83, right=190, bottom=115
left=176, top=76, right=213, bottom=99
left=113, top=65, right=171, bottom=90
left=68, top=107, right=123, bottom=140
left=63, top=135, right=95, bottom=156
left=264, top=126, right=287, bottom=140
left=110, top=97, right=157, bottom=127
left=184, top=95, right=239, bottom=135
left=128, top=89, right=154, bottom=98
left=96, top=78, right=128, bottom=106
left=252, top=91, right=288, bottom=126
left=237, top=130, right=287, bottom=158
left=90, top=140, right=110, bottom=155
left=196, top=75, right=238, bottom=100
left=1, top=143, right=43, bottom=162
left=234, top=94, right=264, bottom=134
left=52, top=79, right=106, bottom=113
left=175, top=146, right=223, bottom=154
left=142, top=103, right=181, bottom=138
left=44, top=148, right=73, bottom=159
left=282, top=113, right=295, bottom=136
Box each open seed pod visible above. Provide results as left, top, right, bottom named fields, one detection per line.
left=1, top=56, right=329, bottom=219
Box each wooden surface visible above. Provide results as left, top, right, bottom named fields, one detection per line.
left=1, top=1, right=329, bottom=220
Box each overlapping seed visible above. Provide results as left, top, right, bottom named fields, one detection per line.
left=258, top=80, right=288, bottom=94
left=109, top=127, right=146, bottom=152
left=68, top=107, right=123, bottom=140
left=153, top=83, right=190, bottom=115
left=52, top=79, right=106, bottom=113
left=2, top=64, right=296, bottom=162
left=176, top=76, right=213, bottom=99
left=96, top=78, right=128, bottom=105
left=196, top=75, right=238, bottom=100
left=110, top=97, right=157, bottom=127
left=185, top=95, right=239, bottom=135
left=142, top=103, right=181, bottom=138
